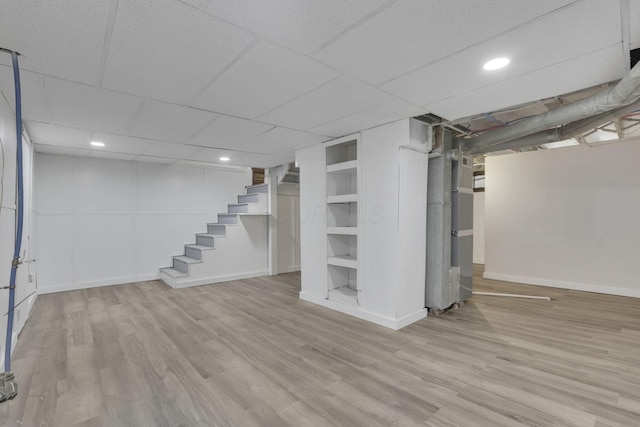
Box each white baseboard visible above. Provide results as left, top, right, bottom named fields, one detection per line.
left=473, top=258, right=485, bottom=264
left=483, top=271, right=640, bottom=299
left=174, top=270, right=270, bottom=289
left=299, top=292, right=427, bottom=330
left=278, top=265, right=301, bottom=274
left=37, top=273, right=160, bottom=294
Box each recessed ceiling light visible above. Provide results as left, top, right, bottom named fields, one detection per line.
left=90, top=141, right=105, bottom=147
left=483, top=57, right=510, bottom=71
left=219, top=157, right=230, bottom=162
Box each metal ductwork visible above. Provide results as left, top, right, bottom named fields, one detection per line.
left=470, top=98, right=640, bottom=155
left=463, top=60, right=640, bottom=153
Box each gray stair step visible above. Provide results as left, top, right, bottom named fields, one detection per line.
left=195, top=233, right=216, bottom=247
left=237, top=193, right=263, bottom=203
left=184, top=244, right=215, bottom=260
left=173, top=255, right=202, bottom=274
left=246, top=183, right=268, bottom=194
left=160, top=267, right=188, bottom=279
left=206, top=223, right=227, bottom=235
left=218, top=213, right=238, bottom=224
left=227, top=203, right=249, bottom=213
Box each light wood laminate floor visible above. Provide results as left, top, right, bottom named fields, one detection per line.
left=1, top=266, right=639, bottom=426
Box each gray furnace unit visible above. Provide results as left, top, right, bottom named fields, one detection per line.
left=426, top=128, right=473, bottom=312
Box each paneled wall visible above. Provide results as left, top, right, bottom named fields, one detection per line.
left=35, top=154, right=251, bottom=293
left=485, top=140, right=640, bottom=298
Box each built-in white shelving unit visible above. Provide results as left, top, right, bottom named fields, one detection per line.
left=326, top=138, right=359, bottom=305
left=298, top=119, right=431, bottom=330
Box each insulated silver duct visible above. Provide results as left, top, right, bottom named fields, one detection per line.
left=469, top=99, right=640, bottom=154
left=463, top=60, right=640, bottom=153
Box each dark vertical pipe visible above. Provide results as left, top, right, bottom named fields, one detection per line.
left=5, top=50, right=24, bottom=373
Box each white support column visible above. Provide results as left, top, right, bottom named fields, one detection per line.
left=267, top=168, right=278, bottom=276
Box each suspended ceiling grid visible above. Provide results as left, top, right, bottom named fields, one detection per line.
left=0, top=0, right=638, bottom=167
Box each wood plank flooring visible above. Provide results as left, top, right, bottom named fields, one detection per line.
left=1, top=266, right=639, bottom=426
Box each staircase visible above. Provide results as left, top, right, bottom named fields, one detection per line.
left=159, top=183, right=270, bottom=289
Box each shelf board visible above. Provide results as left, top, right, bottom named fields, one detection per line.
left=328, top=286, right=358, bottom=306
left=327, top=227, right=357, bottom=235
left=327, top=255, right=357, bottom=269
left=327, top=194, right=357, bottom=204
left=327, top=160, right=357, bottom=174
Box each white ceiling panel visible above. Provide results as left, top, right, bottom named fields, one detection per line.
left=102, top=0, right=255, bottom=104
left=134, top=155, right=176, bottom=165
left=204, top=0, right=389, bottom=54
left=426, top=45, right=627, bottom=121
left=184, top=147, right=231, bottom=160
left=0, top=0, right=112, bottom=84
left=34, top=144, right=89, bottom=157
left=187, top=115, right=273, bottom=148
left=231, top=152, right=295, bottom=168
left=309, top=99, right=427, bottom=137
left=383, top=0, right=622, bottom=107
left=258, top=76, right=393, bottom=130
left=314, top=0, right=579, bottom=84
left=178, top=0, right=202, bottom=7
left=46, top=79, right=142, bottom=134
left=25, top=122, right=92, bottom=149
left=88, top=151, right=137, bottom=161
left=0, top=66, right=50, bottom=123
left=140, top=141, right=202, bottom=159
left=192, top=41, right=337, bottom=118
left=239, top=127, right=329, bottom=154
left=185, top=147, right=291, bottom=168
left=88, top=133, right=152, bottom=155
left=127, top=100, right=216, bottom=143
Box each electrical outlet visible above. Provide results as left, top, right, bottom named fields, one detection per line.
left=28, top=273, right=33, bottom=283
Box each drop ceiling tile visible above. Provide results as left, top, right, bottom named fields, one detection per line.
left=192, top=41, right=337, bottom=118
left=102, top=0, right=254, bottom=104
left=239, top=127, right=329, bottom=155
left=383, top=0, right=621, bottom=107
left=127, top=100, right=217, bottom=143
left=88, top=133, right=152, bottom=155
left=258, top=76, right=393, bottom=130
left=426, top=46, right=627, bottom=121
left=314, top=0, right=578, bottom=84
left=25, top=122, right=92, bottom=149
left=135, top=155, right=176, bottom=165
left=88, top=151, right=137, bottom=161
left=184, top=147, right=290, bottom=168
left=34, top=144, right=89, bottom=157
left=230, top=152, right=294, bottom=168
left=0, top=0, right=111, bottom=83
left=45, top=78, right=142, bottom=134
left=184, top=147, right=231, bottom=161
left=204, top=0, right=388, bottom=54
left=0, top=66, right=50, bottom=123
left=140, top=140, right=202, bottom=159
left=187, top=115, right=273, bottom=149
left=309, top=100, right=427, bottom=137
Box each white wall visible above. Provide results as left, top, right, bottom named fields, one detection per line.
left=35, top=153, right=251, bottom=293
left=0, top=88, right=37, bottom=368
left=277, top=183, right=300, bottom=273
left=485, top=140, right=640, bottom=298
left=473, top=192, right=485, bottom=264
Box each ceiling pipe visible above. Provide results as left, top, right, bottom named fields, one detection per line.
left=462, top=60, right=640, bottom=153
left=469, top=99, right=640, bottom=155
